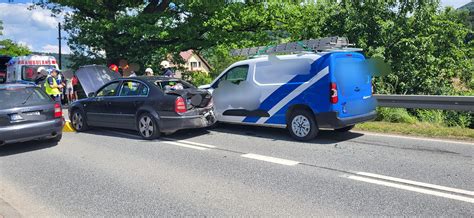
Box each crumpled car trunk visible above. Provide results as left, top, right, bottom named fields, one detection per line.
left=166, top=88, right=212, bottom=109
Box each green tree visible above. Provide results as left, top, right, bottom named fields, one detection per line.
left=0, top=19, right=31, bottom=56
left=35, top=1, right=277, bottom=70
left=269, top=1, right=473, bottom=95
left=0, top=39, right=31, bottom=56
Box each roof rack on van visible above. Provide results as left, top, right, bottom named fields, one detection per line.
left=230, top=36, right=361, bottom=57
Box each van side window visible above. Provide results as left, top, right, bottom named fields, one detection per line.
left=214, top=65, right=249, bottom=88
left=254, top=59, right=312, bottom=85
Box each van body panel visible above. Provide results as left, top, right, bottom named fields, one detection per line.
left=208, top=52, right=376, bottom=129
left=330, top=53, right=376, bottom=118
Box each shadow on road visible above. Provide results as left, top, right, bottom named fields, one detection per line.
left=0, top=139, right=58, bottom=157
left=168, top=123, right=364, bottom=144
left=74, top=127, right=213, bottom=141
left=73, top=128, right=143, bottom=140
left=69, top=124, right=362, bottom=145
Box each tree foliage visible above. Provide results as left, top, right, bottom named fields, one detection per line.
left=36, top=1, right=472, bottom=94
left=34, top=1, right=276, bottom=70
left=0, top=39, right=31, bottom=56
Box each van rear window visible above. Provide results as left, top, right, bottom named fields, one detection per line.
left=21, top=65, right=55, bottom=81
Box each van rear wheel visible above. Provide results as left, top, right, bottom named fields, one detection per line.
left=288, top=110, right=318, bottom=141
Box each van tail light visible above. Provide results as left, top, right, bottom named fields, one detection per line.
left=175, top=97, right=187, bottom=114
left=330, top=82, right=338, bottom=104
left=54, top=103, right=62, bottom=118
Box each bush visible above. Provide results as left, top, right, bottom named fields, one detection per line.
left=415, top=109, right=445, bottom=125
left=182, top=71, right=214, bottom=87
left=376, top=107, right=417, bottom=124
left=443, top=111, right=472, bottom=128
left=377, top=108, right=472, bottom=128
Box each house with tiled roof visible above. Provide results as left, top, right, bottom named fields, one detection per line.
left=169, top=50, right=211, bottom=78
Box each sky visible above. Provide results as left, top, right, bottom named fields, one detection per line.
left=0, top=0, right=472, bottom=54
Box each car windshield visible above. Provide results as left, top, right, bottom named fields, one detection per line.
left=155, top=79, right=194, bottom=91
left=0, top=87, right=51, bottom=109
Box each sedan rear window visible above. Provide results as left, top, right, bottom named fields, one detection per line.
left=155, top=80, right=194, bottom=91
left=0, top=87, right=51, bottom=109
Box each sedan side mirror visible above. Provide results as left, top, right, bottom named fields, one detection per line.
left=88, top=92, right=95, bottom=97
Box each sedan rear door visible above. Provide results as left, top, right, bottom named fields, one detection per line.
left=107, top=80, right=150, bottom=130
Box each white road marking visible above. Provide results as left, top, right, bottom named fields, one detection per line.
left=163, top=138, right=216, bottom=148
left=163, top=141, right=208, bottom=150
left=241, top=153, right=300, bottom=166
left=345, top=175, right=474, bottom=204
left=356, top=172, right=474, bottom=196
left=355, top=131, right=474, bottom=145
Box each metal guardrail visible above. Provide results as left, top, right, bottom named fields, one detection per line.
left=374, top=94, right=474, bottom=112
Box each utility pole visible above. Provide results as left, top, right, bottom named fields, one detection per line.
left=58, top=22, right=62, bottom=69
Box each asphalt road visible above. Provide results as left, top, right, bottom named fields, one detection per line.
left=1, top=124, right=473, bottom=216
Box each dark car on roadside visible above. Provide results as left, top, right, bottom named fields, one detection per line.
left=68, top=67, right=215, bottom=139
left=0, top=83, right=63, bottom=146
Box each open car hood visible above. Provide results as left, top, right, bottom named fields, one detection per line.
left=75, top=65, right=120, bottom=97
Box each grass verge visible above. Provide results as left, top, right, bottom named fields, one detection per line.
left=354, top=121, right=474, bottom=142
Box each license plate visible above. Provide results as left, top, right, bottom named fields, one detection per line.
left=10, top=114, right=23, bottom=121
left=24, top=111, right=41, bottom=116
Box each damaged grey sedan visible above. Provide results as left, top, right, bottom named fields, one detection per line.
left=68, top=65, right=215, bottom=139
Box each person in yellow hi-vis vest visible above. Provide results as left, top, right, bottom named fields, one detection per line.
left=44, top=69, right=63, bottom=103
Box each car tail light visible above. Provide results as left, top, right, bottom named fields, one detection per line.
left=207, top=97, right=214, bottom=107
left=330, top=82, right=338, bottom=104
left=175, top=97, right=187, bottom=114
left=54, top=103, right=62, bottom=118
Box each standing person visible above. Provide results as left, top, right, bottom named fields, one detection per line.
left=34, top=67, right=48, bottom=85
left=44, top=69, right=63, bottom=103
left=161, top=61, right=174, bottom=77
left=109, top=64, right=121, bottom=77
left=71, top=73, right=79, bottom=101
left=56, top=70, right=66, bottom=104
left=65, top=78, right=74, bottom=104
left=129, top=71, right=137, bottom=77
left=145, top=68, right=154, bottom=76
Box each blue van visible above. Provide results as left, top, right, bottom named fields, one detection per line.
left=200, top=37, right=377, bottom=141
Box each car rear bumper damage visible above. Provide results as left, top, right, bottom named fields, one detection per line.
left=0, top=119, right=63, bottom=145
left=315, top=110, right=376, bottom=129
left=159, top=109, right=216, bottom=133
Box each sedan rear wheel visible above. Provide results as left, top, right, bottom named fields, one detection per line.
left=137, top=113, right=160, bottom=140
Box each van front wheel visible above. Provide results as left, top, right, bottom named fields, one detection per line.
left=288, top=110, right=318, bottom=141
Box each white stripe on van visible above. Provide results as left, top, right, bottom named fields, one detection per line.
left=256, top=67, right=329, bottom=124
